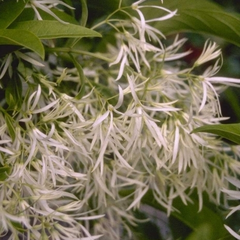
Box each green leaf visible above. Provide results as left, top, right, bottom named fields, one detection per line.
left=149, top=0, right=240, bottom=47
left=185, top=223, right=233, bottom=240
left=10, top=221, right=26, bottom=233
left=192, top=123, right=240, bottom=145
left=12, top=8, right=35, bottom=22
left=171, top=197, right=231, bottom=240
left=0, top=164, right=10, bottom=181
left=10, top=20, right=101, bottom=39
left=0, top=0, right=28, bottom=29
left=0, top=29, right=44, bottom=59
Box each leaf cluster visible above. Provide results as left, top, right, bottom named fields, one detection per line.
left=0, top=0, right=100, bottom=59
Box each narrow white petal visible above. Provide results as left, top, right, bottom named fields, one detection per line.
left=0, top=54, right=12, bottom=79
left=126, top=186, right=149, bottom=210
left=93, top=111, right=110, bottom=128
left=0, top=146, right=14, bottom=155
left=224, top=225, right=240, bottom=240
left=207, top=77, right=240, bottom=84
left=15, top=51, right=45, bottom=67
left=199, top=81, right=207, bottom=112
left=32, top=99, right=59, bottom=114
left=226, top=177, right=240, bottom=188
left=30, top=85, right=41, bottom=111
left=114, top=85, right=124, bottom=109
left=172, top=126, right=179, bottom=163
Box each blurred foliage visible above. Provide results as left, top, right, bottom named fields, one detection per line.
left=213, top=0, right=240, bottom=13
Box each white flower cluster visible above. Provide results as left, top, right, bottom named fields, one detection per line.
left=1, top=0, right=240, bottom=239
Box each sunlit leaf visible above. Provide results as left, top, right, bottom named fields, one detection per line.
left=192, top=123, right=240, bottom=145
left=10, top=20, right=101, bottom=39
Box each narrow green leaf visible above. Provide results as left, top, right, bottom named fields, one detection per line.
left=0, top=0, right=28, bottom=29
left=10, top=221, right=26, bottom=233
left=192, top=123, right=240, bottom=145
left=10, top=20, right=101, bottom=39
left=0, top=29, right=44, bottom=59
left=5, top=113, right=16, bottom=141
left=80, top=0, right=88, bottom=27
left=148, top=0, right=240, bottom=47
left=69, top=54, right=86, bottom=100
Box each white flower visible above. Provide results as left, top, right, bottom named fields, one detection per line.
left=131, top=16, right=165, bottom=45
left=107, top=0, right=177, bottom=81
left=132, top=0, right=177, bottom=25
left=154, top=36, right=192, bottom=62
left=109, top=33, right=161, bottom=80
left=194, top=40, right=221, bottom=66
left=29, top=0, right=74, bottom=23
left=90, top=86, right=133, bottom=174
left=197, top=75, right=240, bottom=113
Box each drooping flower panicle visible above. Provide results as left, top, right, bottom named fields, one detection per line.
left=0, top=0, right=240, bottom=239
